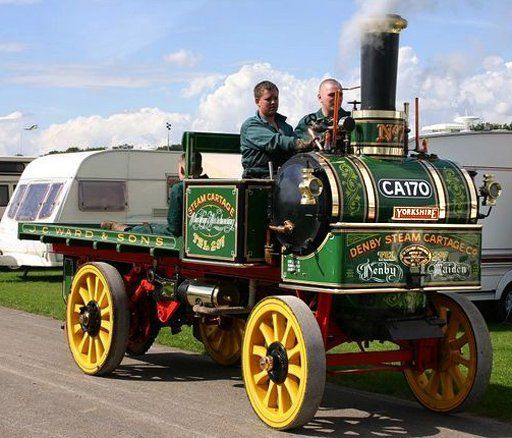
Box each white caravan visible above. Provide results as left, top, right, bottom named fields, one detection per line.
left=421, top=117, right=512, bottom=319
left=0, top=156, right=35, bottom=218
left=0, top=149, right=182, bottom=268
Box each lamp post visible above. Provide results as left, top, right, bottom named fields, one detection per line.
left=19, top=124, right=38, bottom=155
left=166, top=122, right=172, bottom=150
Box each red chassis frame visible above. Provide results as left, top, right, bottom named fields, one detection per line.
left=55, top=243, right=437, bottom=376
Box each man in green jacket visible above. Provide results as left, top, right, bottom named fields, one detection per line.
left=240, top=81, right=313, bottom=178
left=101, top=152, right=204, bottom=236
left=295, top=78, right=351, bottom=141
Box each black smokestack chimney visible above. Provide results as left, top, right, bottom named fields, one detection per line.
left=361, top=14, right=407, bottom=111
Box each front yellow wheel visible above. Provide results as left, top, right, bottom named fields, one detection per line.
left=404, top=293, right=492, bottom=412
left=242, top=295, right=325, bottom=430
left=66, top=262, right=129, bottom=375
left=199, top=317, right=245, bottom=366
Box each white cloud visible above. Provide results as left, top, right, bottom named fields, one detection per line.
left=483, top=56, right=504, bottom=71
left=191, top=63, right=323, bottom=133
left=0, top=63, right=333, bottom=155
left=0, top=111, right=23, bottom=121
left=181, top=74, right=225, bottom=98
left=338, top=0, right=439, bottom=72
left=0, top=108, right=194, bottom=156
left=0, top=42, right=26, bottom=53
left=164, top=49, right=201, bottom=68
left=396, top=47, right=512, bottom=125
left=0, top=111, right=37, bottom=156
left=2, top=62, right=228, bottom=90
left=34, top=108, right=191, bottom=155
left=3, top=64, right=160, bottom=88
left=3, top=51, right=512, bottom=156
left=189, top=55, right=512, bottom=134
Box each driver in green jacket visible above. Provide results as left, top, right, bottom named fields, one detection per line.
left=240, top=81, right=313, bottom=178
left=295, top=78, right=351, bottom=140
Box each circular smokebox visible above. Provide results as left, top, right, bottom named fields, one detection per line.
left=272, top=153, right=333, bottom=255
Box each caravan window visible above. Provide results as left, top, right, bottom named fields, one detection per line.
left=38, top=183, right=64, bottom=219
left=15, top=183, right=50, bottom=221
left=0, top=161, right=26, bottom=174
left=7, top=184, right=27, bottom=218
left=79, top=180, right=126, bottom=211
left=0, top=185, right=8, bottom=207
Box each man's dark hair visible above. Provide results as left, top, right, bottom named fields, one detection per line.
left=182, top=151, right=203, bottom=177
left=254, top=80, right=279, bottom=100
left=191, top=151, right=202, bottom=174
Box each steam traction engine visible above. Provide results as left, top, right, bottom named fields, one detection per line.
left=19, top=15, right=498, bottom=431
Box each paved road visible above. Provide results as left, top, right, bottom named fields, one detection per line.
left=1, top=307, right=511, bottom=438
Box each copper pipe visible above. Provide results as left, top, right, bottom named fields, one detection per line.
left=268, top=220, right=295, bottom=234
left=332, top=90, right=341, bottom=146
left=264, top=228, right=274, bottom=264
left=415, top=97, right=419, bottom=151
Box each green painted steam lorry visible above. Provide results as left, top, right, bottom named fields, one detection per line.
left=18, top=15, right=500, bottom=431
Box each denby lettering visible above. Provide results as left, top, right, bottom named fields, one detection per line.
left=348, top=232, right=479, bottom=259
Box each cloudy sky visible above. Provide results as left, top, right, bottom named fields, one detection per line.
left=0, top=0, right=511, bottom=156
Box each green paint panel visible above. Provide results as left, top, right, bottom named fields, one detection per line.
left=361, top=156, right=437, bottom=222
left=245, top=186, right=271, bottom=260
left=62, top=256, right=75, bottom=298
left=282, top=226, right=481, bottom=289
left=351, top=120, right=405, bottom=147
left=282, top=234, right=343, bottom=285
left=323, top=154, right=475, bottom=224
left=185, top=185, right=238, bottom=260
left=334, top=292, right=427, bottom=317
left=325, top=156, right=366, bottom=221
left=181, top=131, right=241, bottom=154
left=431, top=160, right=471, bottom=223
left=18, top=223, right=182, bottom=252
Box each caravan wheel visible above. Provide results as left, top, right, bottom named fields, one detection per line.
left=497, top=286, right=512, bottom=322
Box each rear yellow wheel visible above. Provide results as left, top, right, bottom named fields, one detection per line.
left=66, top=262, right=129, bottom=375
left=199, top=317, right=245, bottom=366
left=404, top=293, right=492, bottom=412
left=126, top=296, right=160, bottom=357
left=242, top=296, right=325, bottom=430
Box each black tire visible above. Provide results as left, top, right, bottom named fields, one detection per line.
left=496, top=286, right=512, bottom=322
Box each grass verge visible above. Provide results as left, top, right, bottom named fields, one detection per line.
left=0, top=269, right=204, bottom=353
left=1, top=269, right=510, bottom=421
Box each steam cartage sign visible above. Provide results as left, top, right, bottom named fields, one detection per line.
left=185, top=185, right=238, bottom=260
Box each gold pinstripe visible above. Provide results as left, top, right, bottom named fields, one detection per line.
left=418, top=160, right=447, bottom=220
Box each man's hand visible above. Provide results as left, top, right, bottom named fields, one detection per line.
left=309, top=119, right=333, bottom=134
left=294, top=137, right=314, bottom=153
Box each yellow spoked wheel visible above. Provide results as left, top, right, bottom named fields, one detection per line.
left=404, top=293, right=492, bottom=413
left=242, top=295, right=325, bottom=430
left=199, top=317, right=245, bottom=366
left=66, top=262, right=129, bottom=375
